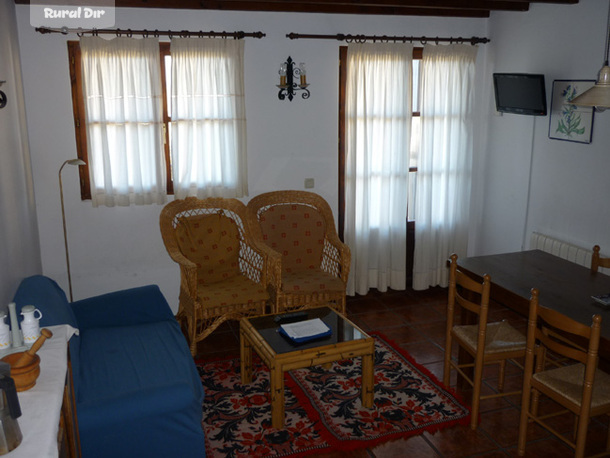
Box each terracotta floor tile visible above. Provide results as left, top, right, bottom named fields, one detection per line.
left=519, top=397, right=609, bottom=455
left=394, top=304, right=446, bottom=324
left=521, top=392, right=579, bottom=436
left=473, top=452, right=511, bottom=458
left=482, top=372, right=523, bottom=402
left=346, top=297, right=388, bottom=315
left=479, top=407, right=549, bottom=448
left=196, top=327, right=239, bottom=359
left=451, top=383, right=513, bottom=414
left=424, top=423, right=498, bottom=457
left=377, top=292, right=430, bottom=308
left=413, top=321, right=449, bottom=346
left=480, top=359, right=523, bottom=380
left=505, top=436, right=574, bottom=457
left=370, top=435, right=441, bottom=457
left=379, top=325, right=427, bottom=345
left=584, top=419, right=610, bottom=456
left=400, top=340, right=445, bottom=365
left=355, top=310, right=410, bottom=330
left=422, top=361, right=455, bottom=385
left=346, top=314, right=373, bottom=332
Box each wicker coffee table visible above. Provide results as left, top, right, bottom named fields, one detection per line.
left=240, top=306, right=375, bottom=429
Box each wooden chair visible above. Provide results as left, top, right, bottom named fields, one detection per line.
left=444, top=253, right=527, bottom=430
left=246, top=190, right=350, bottom=314
left=160, top=197, right=280, bottom=355
left=591, top=245, right=610, bottom=274
left=517, top=288, right=610, bottom=458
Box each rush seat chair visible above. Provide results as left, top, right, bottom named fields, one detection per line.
left=444, top=253, right=527, bottom=430
left=517, top=288, right=610, bottom=458
left=591, top=245, right=610, bottom=274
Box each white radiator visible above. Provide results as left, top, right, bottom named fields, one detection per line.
left=529, top=232, right=609, bottom=274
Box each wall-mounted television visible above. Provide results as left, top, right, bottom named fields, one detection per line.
left=493, top=73, right=547, bottom=116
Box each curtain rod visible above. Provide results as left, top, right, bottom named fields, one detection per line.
left=36, top=27, right=266, bottom=39
left=286, top=33, right=489, bottom=45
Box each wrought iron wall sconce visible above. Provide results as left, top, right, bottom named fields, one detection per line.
left=277, top=56, right=310, bottom=101
left=0, top=81, right=7, bottom=109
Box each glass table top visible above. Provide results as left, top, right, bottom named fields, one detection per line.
left=245, top=307, right=369, bottom=355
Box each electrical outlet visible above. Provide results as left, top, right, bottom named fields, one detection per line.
left=304, top=178, right=315, bottom=189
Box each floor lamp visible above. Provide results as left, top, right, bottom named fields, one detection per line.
left=59, top=158, right=85, bottom=302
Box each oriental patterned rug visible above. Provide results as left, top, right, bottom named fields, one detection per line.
left=197, top=333, right=470, bottom=457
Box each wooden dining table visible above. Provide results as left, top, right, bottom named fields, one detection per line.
left=457, top=249, right=610, bottom=361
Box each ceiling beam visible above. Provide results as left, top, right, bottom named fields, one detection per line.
left=14, top=0, right=580, bottom=17
left=488, top=0, right=577, bottom=3
left=196, top=0, right=493, bottom=16
left=203, top=0, right=531, bottom=12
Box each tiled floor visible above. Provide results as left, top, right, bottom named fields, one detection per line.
left=196, top=287, right=608, bottom=457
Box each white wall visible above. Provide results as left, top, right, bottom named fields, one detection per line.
left=480, top=0, right=610, bottom=255
left=0, top=0, right=42, bottom=307
left=15, top=6, right=487, bottom=311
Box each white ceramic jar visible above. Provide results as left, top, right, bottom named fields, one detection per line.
left=20, top=305, right=43, bottom=345
left=0, top=312, right=10, bottom=349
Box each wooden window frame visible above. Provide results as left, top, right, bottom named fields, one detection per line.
left=67, top=41, right=174, bottom=200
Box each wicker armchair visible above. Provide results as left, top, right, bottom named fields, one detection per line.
left=160, top=197, right=279, bottom=355
left=246, top=190, right=350, bottom=314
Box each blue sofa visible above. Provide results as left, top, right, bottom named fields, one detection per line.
left=13, top=275, right=206, bottom=458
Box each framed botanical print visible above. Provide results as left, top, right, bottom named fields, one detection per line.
left=549, top=80, right=595, bottom=144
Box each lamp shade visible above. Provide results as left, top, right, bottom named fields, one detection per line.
left=570, top=65, right=610, bottom=108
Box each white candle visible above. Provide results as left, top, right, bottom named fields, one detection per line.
left=7, top=302, right=22, bottom=348
left=299, top=62, right=307, bottom=86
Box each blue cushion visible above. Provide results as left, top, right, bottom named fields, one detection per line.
left=77, top=320, right=202, bottom=403
left=71, top=285, right=175, bottom=330
left=76, top=320, right=205, bottom=457
left=12, top=275, right=77, bottom=328
left=78, top=384, right=205, bottom=457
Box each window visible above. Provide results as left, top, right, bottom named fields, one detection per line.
left=338, top=46, right=422, bottom=237
left=68, top=38, right=247, bottom=206
left=341, top=43, right=414, bottom=294
left=339, top=43, right=477, bottom=292
left=168, top=39, right=247, bottom=199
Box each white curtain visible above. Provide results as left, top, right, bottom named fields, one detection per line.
left=80, top=37, right=167, bottom=207
left=412, top=44, right=478, bottom=290
left=170, top=38, right=248, bottom=199
left=344, top=43, right=413, bottom=296
left=0, top=0, right=42, bottom=304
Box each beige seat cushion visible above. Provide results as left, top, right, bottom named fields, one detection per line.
left=258, top=204, right=326, bottom=273
left=175, top=213, right=241, bottom=285
left=453, top=321, right=526, bottom=354
left=282, top=269, right=345, bottom=293
left=533, top=364, right=610, bottom=410
left=197, top=275, right=269, bottom=307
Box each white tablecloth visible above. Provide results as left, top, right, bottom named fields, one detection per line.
left=6, top=324, right=77, bottom=457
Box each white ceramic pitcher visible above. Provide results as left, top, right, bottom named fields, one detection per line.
left=20, top=305, right=42, bottom=345
left=0, top=312, right=10, bottom=350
